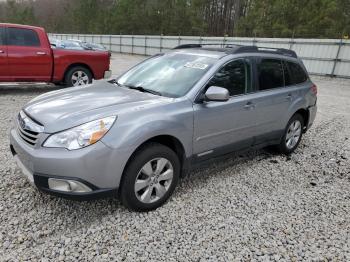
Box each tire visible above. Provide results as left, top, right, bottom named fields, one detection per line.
left=278, top=114, right=304, bottom=155
left=64, top=66, right=92, bottom=87
left=120, top=143, right=180, bottom=212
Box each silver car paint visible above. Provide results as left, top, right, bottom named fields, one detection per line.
left=10, top=49, right=317, bottom=190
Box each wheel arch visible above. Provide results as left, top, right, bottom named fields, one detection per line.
left=64, top=63, right=95, bottom=80
left=123, top=135, right=189, bottom=179
left=293, top=108, right=310, bottom=131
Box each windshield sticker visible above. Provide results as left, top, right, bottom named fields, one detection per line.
left=184, top=62, right=209, bottom=70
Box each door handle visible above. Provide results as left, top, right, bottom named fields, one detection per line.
left=244, top=102, right=255, bottom=110
left=0, top=50, right=4, bottom=54
left=285, top=94, right=292, bottom=101
left=36, top=51, right=47, bottom=55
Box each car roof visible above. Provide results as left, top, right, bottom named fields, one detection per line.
left=172, top=44, right=298, bottom=59
left=0, top=23, right=44, bottom=31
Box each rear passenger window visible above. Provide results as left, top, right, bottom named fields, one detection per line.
left=7, top=28, right=40, bottom=47
left=257, top=59, right=284, bottom=90
left=285, top=61, right=308, bottom=85
left=0, top=27, right=5, bottom=45
left=207, top=59, right=252, bottom=96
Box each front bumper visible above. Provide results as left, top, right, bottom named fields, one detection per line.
left=10, top=128, right=132, bottom=200
left=34, top=173, right=117, bottom=200
left=12, top=154, right=116, bottom=200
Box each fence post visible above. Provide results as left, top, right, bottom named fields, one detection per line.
left=131, top=33, right=134, bottom=54
left=178, top=34, right=181, bottom=46
left=289, top=31, right=295, bottom=50
left=144, top=36, right=147, bottom=56
left=331, top=37, right=343, bottom=77
left=109, top=35, right=112, bottom=52
left=252, top=31, right=257, bottom=46
left=120, top=33, right=122, bottom=53
left=160, top=34, right=163, bottom=52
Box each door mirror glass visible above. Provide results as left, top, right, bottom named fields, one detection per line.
left=204, top=86, right=230, bottom=102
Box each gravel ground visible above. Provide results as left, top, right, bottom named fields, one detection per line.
left=0, top=54, right=350, bottom=261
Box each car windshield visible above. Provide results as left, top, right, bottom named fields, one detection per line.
left=117, top=53, right=217, bottom=98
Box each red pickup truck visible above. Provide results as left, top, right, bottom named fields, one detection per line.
left=0, top=23, right=111, bottom=87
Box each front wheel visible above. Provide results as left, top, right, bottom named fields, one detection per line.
left=120, top=143, right=180, bottom=212
left=64, top=66, right=92, bottom=87
left=278, top=114, right=304, bottom=154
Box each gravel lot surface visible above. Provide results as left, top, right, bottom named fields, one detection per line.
left=0, top=54, right=349, bottom=261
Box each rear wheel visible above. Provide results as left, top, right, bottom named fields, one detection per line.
left=278, top=114, right=304, bottom=154
left=64, top=66, right=92, bottom=87
left=120, top=143, right=180, bottom=212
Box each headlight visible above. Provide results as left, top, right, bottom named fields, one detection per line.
left=43, top=116, right=116, bottom=150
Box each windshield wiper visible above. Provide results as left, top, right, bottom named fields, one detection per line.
left=126, top=85, right=162, bottom=96
left=110, top=79, right=121, bottom=86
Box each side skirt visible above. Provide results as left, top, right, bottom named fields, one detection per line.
left=182, top=138, right=281, bottom=177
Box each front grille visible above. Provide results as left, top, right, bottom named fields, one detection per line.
left=17, top=123, right=39, bottom=145
left=16, top=111, right=43, bottom=146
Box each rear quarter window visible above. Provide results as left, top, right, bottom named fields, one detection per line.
left=7, top=27, right=41, bottom=47
left=284, top=61, right=308, bottom=85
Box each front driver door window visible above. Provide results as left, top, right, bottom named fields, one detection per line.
left=207, top=59, right=253, bottom=96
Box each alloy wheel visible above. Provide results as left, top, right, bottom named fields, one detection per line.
left=285, top=120, right=302, bottom=149
left=72, top=71, right=89, bottom=86
left=134, top=158, right=174, bottom=204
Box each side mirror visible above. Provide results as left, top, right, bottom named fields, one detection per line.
left=204, top=86, right=230, bottom=102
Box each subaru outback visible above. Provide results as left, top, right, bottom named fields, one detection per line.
left=10, top=44, right=317, bottom=211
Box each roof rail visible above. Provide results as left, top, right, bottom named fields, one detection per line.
left=173, top=44, right=223, bottom=49
left=236, top=46, right=297, bottom=58
left=173, top=43, right=297, bottom=58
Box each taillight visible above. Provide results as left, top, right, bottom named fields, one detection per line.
left=311, top=84, right=317, bottom=95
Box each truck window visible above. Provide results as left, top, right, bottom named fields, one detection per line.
left=7, top=28, right=40, bottom=47
left=0, top=27, right=5, bottom=45
left=257, top=59, right=284, bottom=90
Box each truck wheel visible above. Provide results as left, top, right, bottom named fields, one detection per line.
left=64, top=66, right=92, bottom=87
left=278, top=114, right=304, bottom=155
left=120, top=143, right=180, bottom=212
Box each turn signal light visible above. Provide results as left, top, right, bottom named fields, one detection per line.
left=89, top=129, right=108, bottom=144
left=89, top=120, right=108, bottom=144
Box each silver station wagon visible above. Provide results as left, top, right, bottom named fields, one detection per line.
left=10, top=44, right=317, bottom=211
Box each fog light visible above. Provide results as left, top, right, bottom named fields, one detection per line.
left=48, top=178, right=92, bottom=193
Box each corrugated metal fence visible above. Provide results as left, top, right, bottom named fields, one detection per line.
left=49, top=34, right=350, bottom=78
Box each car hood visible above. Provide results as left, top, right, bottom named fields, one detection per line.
left=23, top=81, right=171, bottom=133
